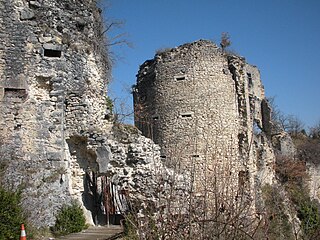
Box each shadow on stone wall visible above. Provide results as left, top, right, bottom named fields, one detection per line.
left=83, top=172, right=106, bottom=225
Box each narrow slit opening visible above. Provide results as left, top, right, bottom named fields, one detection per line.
left=176, top=76, right=186, bottom=81
left=44, top=49, right=62, bottom=58
left=181, top=114, right=192, bottom=118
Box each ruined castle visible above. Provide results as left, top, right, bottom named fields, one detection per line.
left=0, top=0, right=112, bottom=226
left=0, top=0, right=163, bottom=227
left=3, top=0, right=318, bottom=234
left=134, top=40, right=276, bottom=200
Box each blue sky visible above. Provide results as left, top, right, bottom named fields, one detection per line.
left=101, top=0, right=320, bottom=128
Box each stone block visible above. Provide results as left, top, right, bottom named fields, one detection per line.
left=20, top=8, right=35, bottom=20
left=39, top=36, right=53, bottom=43
left=96, top=145, right=112, bottom=174
left=47, top=151, right=62, bottom=161
left=0, top=87, right=4, bottom=101
left=43, top=43, right=62, bottom=51
left=29, top=1, right=42, bottom=8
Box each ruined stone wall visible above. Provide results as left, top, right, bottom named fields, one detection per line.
left=0, top=0, right=111, bottom=227
left=0, top=0, right=285, bottom=228
left=134, top=40, right=276, bottom=205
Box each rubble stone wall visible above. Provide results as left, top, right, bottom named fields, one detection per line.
left=0, top=0, right=111, bottom=227
left=134, top=40, right=275, bottom=202
left=0, top=0, right=293, bottom=229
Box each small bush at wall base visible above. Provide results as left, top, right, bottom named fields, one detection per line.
left=0, top=187, right=27, bottom=240
left=289, top=185, right=320, bottom=237
left=123, top=214, right=139, bottom=240
left=261, top=185, right=294, bottom=239
left=51, top=201, right=87, bottom=236
left=298, top=200, right=320, bottom=236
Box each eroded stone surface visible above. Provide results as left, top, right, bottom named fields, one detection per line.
left=0, top=0, right=111, bottom=227
left=0, top=0, right=300, bottom=230
left=134, top=40, right=280, bottom=211
left=0, top=0, right=168, bottom=228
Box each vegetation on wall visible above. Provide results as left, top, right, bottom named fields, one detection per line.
left=220, top=32, right=231, bottom=50
left=0, top=187, right=26, bottom=240
left=270, top=97, right=320, bottom=225
left=292, top=187, right=320, bottom=238
left=105, top=95, right=113, bottom=114
left=51, top=201, right=87, bottom=236
left=261, top=184, right=295, bottom=240
left=273, top=131, right=320, bottom=238
left=123, top=213, right=139, bottom=240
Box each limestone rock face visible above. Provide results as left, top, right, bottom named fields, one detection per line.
left=134, top=40, right=279, bottom=209
left=0, top=0, right=169, bottom=228
left=0, top=0, right=111, bottom=227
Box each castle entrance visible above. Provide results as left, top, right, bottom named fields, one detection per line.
left=83, top=172, right=129, bottom=226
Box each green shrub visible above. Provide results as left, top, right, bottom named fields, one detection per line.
left=0, top=187, right=26, bottom=240
left=123, top=214, right=139, bottom=240
left=261, top=185, right=294, bottom=240
left=291, top=187, right=320, bottom=237
left=51, top=201, right=87, bottom=236
left=298, top=200, right=320, bottom=235
left=285, top=183, right=320, bottom=238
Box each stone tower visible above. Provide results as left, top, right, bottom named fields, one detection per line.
left=134, top=40, right=275, bottom=198
left=0, top=0, right=111, bottom=226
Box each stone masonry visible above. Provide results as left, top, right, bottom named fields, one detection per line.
left=0, top=0, right=169, bottom=228
left=134, top=40, right=277, bottom=210
left=0, top=0, right=112, bottom=227
left=0, top=0, right=297, bottom=230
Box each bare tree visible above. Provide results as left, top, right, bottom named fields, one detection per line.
left=120, top=116, right=263, bottom=239
left=220, top=32, right=231, bottom=50
left=267, top=96, right=287, bottom=132
left=267, top=97, right=305, bottom=136
left=97, top=1, right=133, bottom=65
left=112, top=96, right=134, bottom=123
left=309, top=121, right=320, bottom=139
left=286, top=115, right=305, bottom=136
left=102, top=20, right=132, bottom=48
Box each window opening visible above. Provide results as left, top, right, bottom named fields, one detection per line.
left=4, top=88, right=26, bottom=93
left=44, top=49, right=62, bottom=58
left=247, top=73, right=253, bottom=87
left=175, top=75, right=186, bottom=81
left=253, top=121, right=262, bottom=135
left=3, top=88, right=27, bottom=99
left=181, top=113, right=192, bottom=118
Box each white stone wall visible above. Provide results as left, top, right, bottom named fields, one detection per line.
left=135, top=40, right=276, bottom=208
left=0, top=0, right=111, bottom=227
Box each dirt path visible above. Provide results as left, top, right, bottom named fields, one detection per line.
left=56, top=225, right=123, bottom=240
